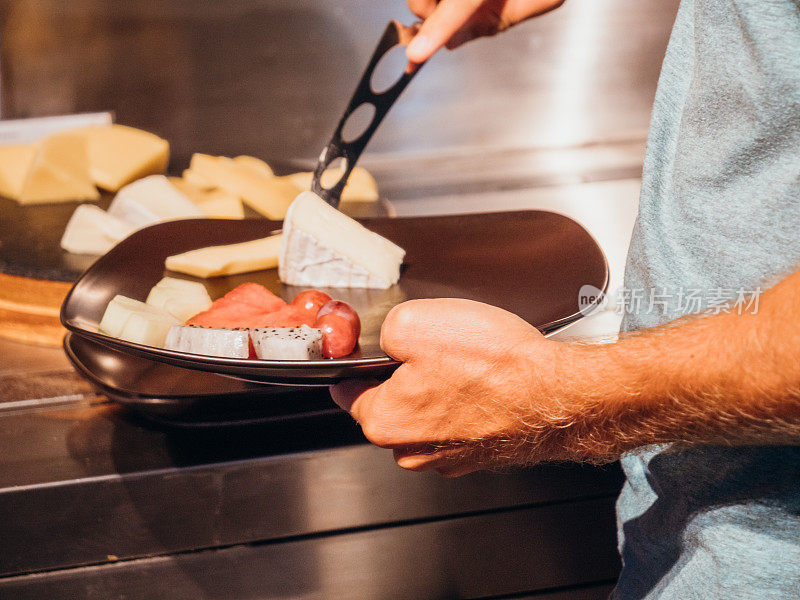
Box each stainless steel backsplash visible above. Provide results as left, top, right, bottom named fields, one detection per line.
left=0, top=0, right=678, bottom=166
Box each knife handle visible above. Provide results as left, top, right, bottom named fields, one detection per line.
left=312, top=20, right=423, bottom=209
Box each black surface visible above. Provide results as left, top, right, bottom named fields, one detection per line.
left=0, top=160, right=375, bottom=283
left=0, top=386, right=623, bottom=576
left=0, top=497, right=621, bottom=599
left=64, top=331, right=338, bottom=422
left=61, top=211, right=608, bottom=384
left=0, top=193, right=114, bottom=282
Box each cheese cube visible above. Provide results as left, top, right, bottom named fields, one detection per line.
left=60, top=204, right=137, bottom=255
left=108, top=175, right=203, bottom=228
left=146, top=277, right=212, bottom=321
left=77, top=124, right=169, bottom=192
left=99, top=294, right=179, bottom=347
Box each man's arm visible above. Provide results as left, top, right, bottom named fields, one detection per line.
left=331, top=268, right=800, bottom=477
left=405, top=0, right=566, bottom=65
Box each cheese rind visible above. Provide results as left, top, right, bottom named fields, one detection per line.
left=108, top=175, right=203, bottom=228
left=165, top=234, right=282, bottom=278
left=279, top=191, right=404, bottom=289
left=60, top=204, right=137, bottom=255
left=77, top=124, right=169, bottom=192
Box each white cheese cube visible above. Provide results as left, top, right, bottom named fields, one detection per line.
left=146, top=277, right=212, bottom=321
left=99, top=294, right=179, bottom=347
left=60, top=204, right=137, bottom=255
left=108, top=175, right=203, bottom=229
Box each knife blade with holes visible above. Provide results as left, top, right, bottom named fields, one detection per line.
left=311, top=20, right=423, bottom=209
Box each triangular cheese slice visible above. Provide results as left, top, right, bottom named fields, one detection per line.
left=0, top=145, right=36, bottom=200
left=188, top=154, right=296, bottom=219
left=279, top=191, right=405, bottom=289
left=60, top=204, right=137, bottom=255
left=16, top=133, right=99, bottom=204
left=77, top=124, right=169, bottom=192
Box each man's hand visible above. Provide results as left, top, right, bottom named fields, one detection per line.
left=406, top=0, right=566, bottom=64
left=332, top=269, right=800, bottom=476
left=330, top=298, right=577, bottom=476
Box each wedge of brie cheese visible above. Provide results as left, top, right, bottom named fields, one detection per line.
left=108, top=175, right=203, bottom=228
left=60, top=204, right=137, bottom=255
left=279, top=191, right=404, bottom=289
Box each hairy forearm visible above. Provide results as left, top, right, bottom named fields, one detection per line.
left=543, top=269, right=800, bottom=462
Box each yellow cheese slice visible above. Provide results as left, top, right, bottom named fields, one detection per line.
left=232, top=155, right=273, bottom=177
left=77, top=124, right=169, bottom=192
left=169, top=177, right=245, bottom=219
left=17, top=133, right=99, bottom=204
left=0, top=145, right=36, bottom=200
left=284, top=166, right=379, bottom=205
left=181, top=168, right=216, bottom=190
left=165, top=234, right=282, bottom=278
left=188, top=154, right=296, bottom=219
left=195, top=194, right=245, bottom=219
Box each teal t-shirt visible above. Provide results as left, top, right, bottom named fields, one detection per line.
left=615, top=0, right=800, bottom=598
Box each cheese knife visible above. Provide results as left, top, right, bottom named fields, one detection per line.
left=312, top=20, right=423, bottom=208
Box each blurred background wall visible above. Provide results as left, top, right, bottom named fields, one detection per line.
left=0, top=0, right=679, bottom=167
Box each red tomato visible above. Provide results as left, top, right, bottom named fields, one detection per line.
left=316, top=300, right=361, bottom=339
left=315, top=313, right=358, bottom=358
left=291, top=290, right=332, bottom=320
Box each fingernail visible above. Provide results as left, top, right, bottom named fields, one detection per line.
left=407, top=34, right=434, bottom=62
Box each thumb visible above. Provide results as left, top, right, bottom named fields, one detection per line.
left=329, top=378, right=380, bottom=413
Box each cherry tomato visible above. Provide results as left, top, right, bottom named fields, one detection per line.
left=316, top=300, right=361, bottom=339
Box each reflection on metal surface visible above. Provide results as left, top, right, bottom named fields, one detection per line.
left=535, top=0, right=604, bottom=146
left=0, top=0, right=679, bottom=164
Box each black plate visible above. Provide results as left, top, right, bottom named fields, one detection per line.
left=61, top=211, right=608, bottom=384
left=63, top=332, right=339, bottom=424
